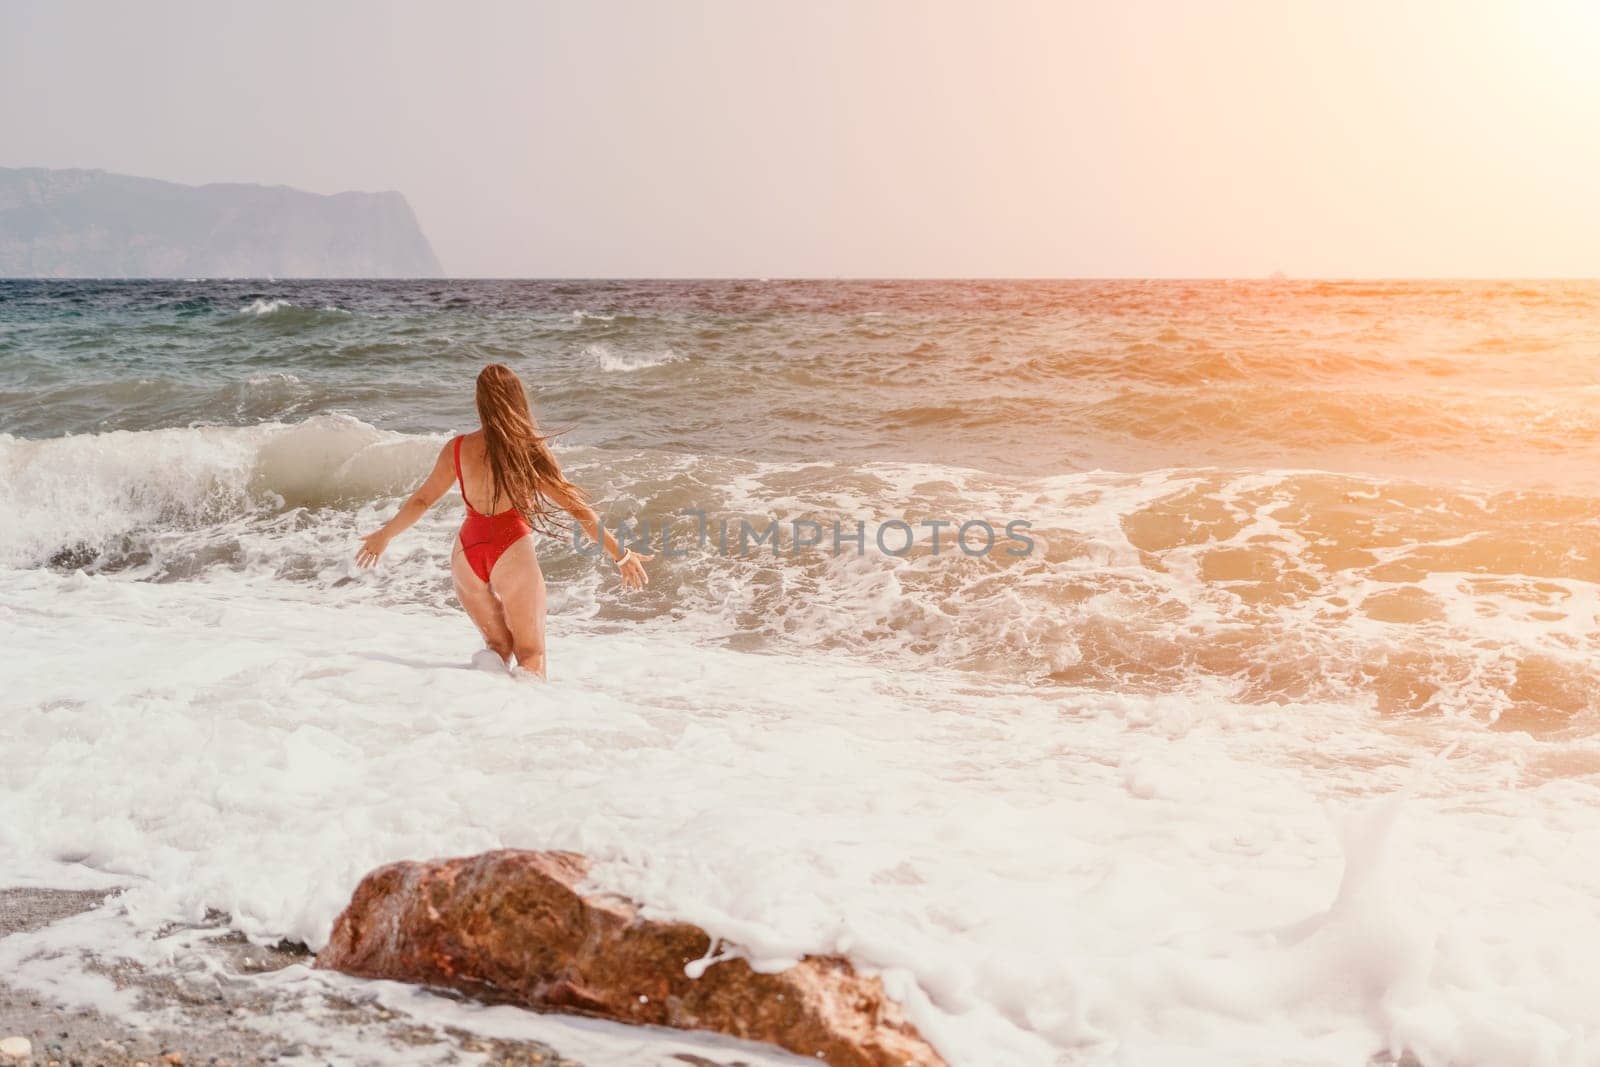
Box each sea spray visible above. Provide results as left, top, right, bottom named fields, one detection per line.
left=1171, top=749, right=1453, bottom=1030
left=583, top=341, right=685, bottom=373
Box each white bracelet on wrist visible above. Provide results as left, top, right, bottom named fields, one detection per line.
left=615, top=548, right=634, bottom=568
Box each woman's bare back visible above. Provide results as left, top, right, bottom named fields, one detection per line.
left=454, top=430, right=511, bottom=514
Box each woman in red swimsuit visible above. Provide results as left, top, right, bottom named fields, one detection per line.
left=354, top=364, right=650, bottom=679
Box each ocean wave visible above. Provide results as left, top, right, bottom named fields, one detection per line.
left=7, top=421, right=1595, bottom=730
left=653, top=458, right=1600, bottom=729
left=245, top=371, right=304, bottom=386
left=240, top=298, right=295, bottom=315
left=583, top=342, right=685, bottom=373
left=229, top=299, right=352, bottom=328
left=0, top=416, right=439, bottom=570
left=11, top=279, right=1600, bottom=483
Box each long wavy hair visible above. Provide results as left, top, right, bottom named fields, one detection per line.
left=474, top=363, right=582, bottom=533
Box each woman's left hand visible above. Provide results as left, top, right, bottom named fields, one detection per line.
left=355, top=530, right=391, bottom=568
left=618, top=551, right=653, bottom=591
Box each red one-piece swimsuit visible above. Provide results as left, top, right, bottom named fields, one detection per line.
left=453, top=435, right=533, bottom=582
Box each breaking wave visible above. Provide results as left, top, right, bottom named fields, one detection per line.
left=230, top=298, right=352, bottom=327
left=583, top=342, right=685, bottom=373
left=5, top=417, right=1597, bottom=731
left=0, top=417, right=437, bottom=570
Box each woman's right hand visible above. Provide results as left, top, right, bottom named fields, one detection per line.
left=355, top=530, right=391, bottom=568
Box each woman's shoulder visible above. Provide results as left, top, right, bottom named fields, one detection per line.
left=452, top=429, right=488, bottom=464
left=442, top=430, right=480, bottom=458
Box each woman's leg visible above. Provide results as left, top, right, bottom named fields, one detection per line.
left=452, top=542, right=515, bottom=663
left=488, top=537, right=548, bottom=679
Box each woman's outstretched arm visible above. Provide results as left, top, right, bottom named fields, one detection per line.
left=546, top=482, right=652, bottom=591
left=355, top=442, right=456, bottom=568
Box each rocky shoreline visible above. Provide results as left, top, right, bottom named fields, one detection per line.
left=0, top=875, right=865, bottom=1067
left=0, top=887, right=577, bottom=1067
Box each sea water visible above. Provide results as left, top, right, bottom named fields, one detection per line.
left=3, top=279, right=1600, bottom=1065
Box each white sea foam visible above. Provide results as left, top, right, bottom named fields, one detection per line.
left=0, top=417, right=440, bottom=568
left=240, top=298, right=294, bottom=315
left=584, top=342, right=684, bottom=373
left=245, top=371, right=304, bottom=386
left=234, top=299, right=347, bottom=320
left=6, top=563, right=1600, bottom=1065
left=6, top=420, right=1600, bottom=1064
left=5, top=422, right=1594, bottom=722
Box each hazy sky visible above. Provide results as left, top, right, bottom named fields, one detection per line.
left=4, top=0, right=1598, bottom=277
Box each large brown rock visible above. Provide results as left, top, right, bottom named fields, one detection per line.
left=316, top=849, right=946, bottom=1066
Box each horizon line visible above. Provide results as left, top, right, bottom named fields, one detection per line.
left=5, top=275, right=1600, bottom=283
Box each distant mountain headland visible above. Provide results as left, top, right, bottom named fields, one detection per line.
left=0, top=167, right=442, bottom=278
